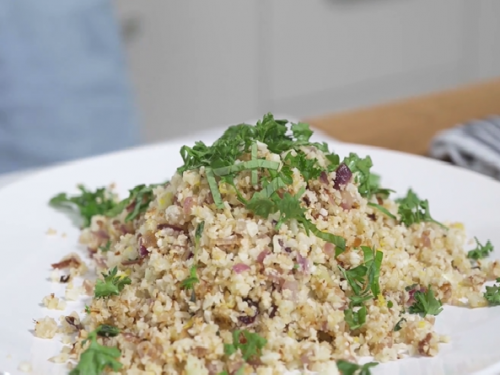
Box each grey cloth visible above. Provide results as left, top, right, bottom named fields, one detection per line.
left=429, top=116, right=500, bottom=180
left=0, top=0, right=140, bottom=174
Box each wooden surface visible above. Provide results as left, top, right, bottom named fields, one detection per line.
left=306, top=79, right=500, bottom=155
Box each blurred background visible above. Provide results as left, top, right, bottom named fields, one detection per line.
left=2, top=0, right=500, bottom=178
left=116, top=1, right=500, bottom=141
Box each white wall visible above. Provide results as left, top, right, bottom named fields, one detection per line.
left=114, top=0, right=500, bottom=142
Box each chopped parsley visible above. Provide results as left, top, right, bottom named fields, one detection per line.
left=50, top=182, right=166, bottom=228
left=181, top=265, right=199, bottom=291
left=176, top=114, right=346, bottom=252
left=396, top=189, right=445, bottom=228
left=408, top=287, right=443, bottom=317
left=467, top=237, right=494, bottom=260
left=285, top=151, right=323, bottom=181
left=96, top=324, right=120, bottom=338
left=99, top=240, right=111, bottom=252
left=394, top=317, right=406, bottom=331
left=85, top=305, right=91, bottom=314
left=94, top=267, right=131, bottom=299
left=49, top=185, right=118, bottom=227
left=484, top=278, right=500, bottom=306
left=69, top=326, right=122, bottom=375
left=340, top=247, right=383, bottom=330
left=341, top=154, right=392, bottom=199
left=107, top=183, right=163, bottom=222
left=367, top=202, right=396, bottom=220
left=221, top=329, right=267, bottom=374
left=336, top=359, right=378, bottom=375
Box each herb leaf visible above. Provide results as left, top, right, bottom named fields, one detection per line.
left=285, top=151, right=323, bottom=181
left=484, top=278, right=500, bottom=306
left=96, top=324, right=120, bottom=338
left=408, top=287, right=443, bottom=317
left=467, top=237, right=494, bottom=260
left=336, top=360, right=378, bottom=375
left=396, top=189, right=445, bottom=228
left=367, top=202, right=396, bottom=220
left=344, top=305, right=367, bottom=331
left=181, top=265, right=199, bottom=291
left=99, top=240, right=111, bottom=253
left=224, top=330, right=267, bottom=361
left=49, top=185, right=117, bottom=227
left=94, top=267, right=131, bottom=299
left=69, top=327, right=122, bottom=375
left=394, top=317, right=406, bottom=331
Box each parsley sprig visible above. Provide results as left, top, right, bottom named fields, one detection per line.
left=69, top=325, right=122, bottom=375
left=396, top=189, right=445, bottom=228
left=340, top=247, right=383, bottom=330
left=94, top=267, right=131, bottom=299
left=336, top=360, right=378, bottom=375
left=484, top=278, right=500, bottom=306
left=467, top=237, right=494, bottom=260
left=107, top=183, right=163, bottom=222
left=181, top=221, right=205, bottom=301
left=408, top=286, right=443, bottom=317
left=177, top=114, right=347, bottom=253
left=342, top=154, right=392, bottom=199
left=220, top=330, right=267, bottom=375
left=50, top=185, right=118, bottom=227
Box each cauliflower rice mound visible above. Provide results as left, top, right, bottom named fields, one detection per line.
left=44, top=116, right=500, bottom=374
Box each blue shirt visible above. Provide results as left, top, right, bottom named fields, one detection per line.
left=0, top=0, right=140, bottom=174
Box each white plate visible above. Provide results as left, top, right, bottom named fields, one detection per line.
left=1, top=136, right=500, bottom=375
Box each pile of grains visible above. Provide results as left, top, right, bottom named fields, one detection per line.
left=37, top=114, right=500, bottom=375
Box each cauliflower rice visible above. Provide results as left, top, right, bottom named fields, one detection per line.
left=40, top=115, right=500, bottom=374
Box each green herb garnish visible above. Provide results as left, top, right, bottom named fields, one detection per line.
left=224, top=329, right=267, bottom=360
left=108, top=183, right=162, bottom=222
left=408, top=287, right=443, bottom=317
left=394, top=317, right=406, bottom=331
left=69, top=326, right=122, bottom=375
left=94, top=267, right=131, bottom=299
left=181, top=265, right=199, bottom=291
left=367, top=202, right=396, bottom=220
left=341, top=247, right=383, bottom=330
left=177, top=114, right=346, bottom=251
left=484, top=278, right=500, bottom=306
left=396, top=189, right=445, bottom=228
left=221, top=329, right=267, bottom=375
left=467, top=237, right=494, bottom=260
left=85, top=305, right=91, bottom=314
left=99, top=240, right=111, bottom=252
left=336, top=359, right=378, bottom=375
left=49, top=185, right=118, bottom=227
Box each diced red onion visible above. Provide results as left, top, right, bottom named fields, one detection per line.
left=334, top=163, right=352, bottom=189
left=157, top=223, right=184, bottom=232
left=421, top=231, right=431, bottom=248
left=300, top=353, right=311, bottom=366
left=407, top=285, right=426, bottom=304
left=282, top=279, right=299, bottom=296
left=323, top=242, right=334, bottom=256
left=297, top=254, right=310, bottom=274
left=340, top=190, right=354, bottom=210
left=257, top=250, right=269, bottom=264
left=91, top=230, right=109, bottom=240
left=233, top=263, right=251, bottom=273
left=183, top=197, right=194, bottom=216
left=320, top=171, right=329, bottom=184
